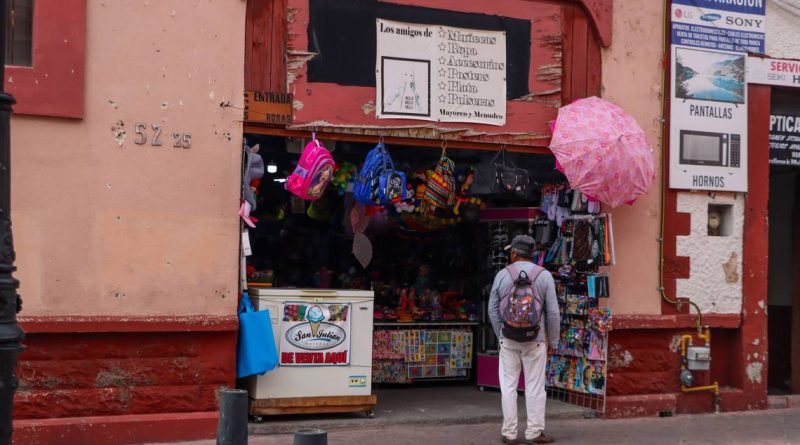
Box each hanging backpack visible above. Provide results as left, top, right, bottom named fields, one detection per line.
left=495, top=149, right=531, bottom=199
left=420, top=151, right=456, bottom=214
left=471, top=147, right=530, bottom=198
left=286, top=136, right=335, bottom=201
left=499, top=264, right=546, bottom=342
left=353, top=143, right=408, bottom=206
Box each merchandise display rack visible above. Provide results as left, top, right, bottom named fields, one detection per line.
left=474, top=208, right=614, bottom=414
left=545, top=274, right=611, bottom=413
left=373, top=323, right=476, bottom=383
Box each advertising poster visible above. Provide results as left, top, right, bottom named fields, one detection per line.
left=769, top=92, right=800, bottom=166
left=749, top=57, right=800, bottom=88
left=376, top=19, right=506, bottom=126
left=669, top=0, right=763, bottom=192
left=671, top=0, right=765, bottom=53
left=669, top=46, right=748, bottom=191
left=279, top=302, right=351, bottom=367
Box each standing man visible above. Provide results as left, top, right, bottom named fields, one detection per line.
left=489, top=235, right=560, bottom=444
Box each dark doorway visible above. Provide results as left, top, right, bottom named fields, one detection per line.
left=767, top=88, right=800, bottom=395
left=767, top=167, right=796, bottom=394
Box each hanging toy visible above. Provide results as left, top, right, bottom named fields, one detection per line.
left=240, top=141, right=264, bottom=228
left=331, top=162, right=358, bottom=195
left=394, top=201, right=415, bottom=213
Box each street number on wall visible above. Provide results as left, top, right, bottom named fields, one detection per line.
left=134, top=123, right=191, bottom=149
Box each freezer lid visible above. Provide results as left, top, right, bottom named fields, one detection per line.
left=249, top=288, right=374, bottom=299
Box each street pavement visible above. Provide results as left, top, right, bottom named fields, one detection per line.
left=154, top=406, right=800, bottom=445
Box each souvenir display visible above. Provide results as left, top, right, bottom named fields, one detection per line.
left=474, top=203, right=613, bottom=412
left=242, top=135, right=616, bottom=401
left=372, top=328, right=473, bottom=383
left=545, top=247, right=612, bottom=401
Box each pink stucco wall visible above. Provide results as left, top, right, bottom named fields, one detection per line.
left=10, top=1, right=246, bottom=316
left=602, top=0, right=664, bottom=314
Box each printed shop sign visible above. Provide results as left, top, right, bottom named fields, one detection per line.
left=668, top=46, right=748, bottom=191
left=769, top=93, right=800, bottom=166
left=671, top=0, right=765, bottom=53
left=279, top=302, right=351, bottom=366
left=749, top=57, right=800, bottom=88
left=375, top=19, right=507, bottom=126
left=668, top=0, right=760, bottom=192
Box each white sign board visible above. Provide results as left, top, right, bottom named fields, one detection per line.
left=670, top=2, right=765, bottom=53
left=668, top=0, right=760, bottom=192
left=375, top=19, right=506, bottom=126
left=279, top=302, right=351, bottom=367
left=748, top=57, right=800, bottom=88
left=669, top=46, right=748, bottom=191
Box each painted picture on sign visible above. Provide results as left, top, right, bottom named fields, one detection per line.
left=675, top=47, right=745, bottom=104
left=679, top=130, right=741, bottom=168
left=380, top=57, right=430, bottom=117
left=308, top=164, right=334, bottom=199
left=280, top=302, right=351, bottom=366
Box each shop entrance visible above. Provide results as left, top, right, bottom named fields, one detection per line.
left=238, top=131, right=613, bottom=417
left=767, top=88, right=800, bottom=395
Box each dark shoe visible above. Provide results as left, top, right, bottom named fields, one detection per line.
left=501, top=436, right=520, bottom=444
left=525, top=433, right=555, bottom=444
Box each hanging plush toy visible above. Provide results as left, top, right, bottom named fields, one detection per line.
left=240, top=142, right=264, bottom=228
left=331, top=162, right=358, bottom=195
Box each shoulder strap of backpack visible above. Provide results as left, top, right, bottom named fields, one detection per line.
left=379, top=143, right=394, bottom=171
left=504, top=264, right=520, bottom=283
left=528, top=264, right=546, bottom=283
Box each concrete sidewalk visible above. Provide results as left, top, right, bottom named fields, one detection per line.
left=247, top=385, right=584, bottom=435
left=152, top=407, right=800, bottom=445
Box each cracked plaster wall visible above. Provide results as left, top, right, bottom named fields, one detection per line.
left=676, top=192, right=744, bottom=314
left=601, top=0, right=664, bottom=314
left=10, top=0, right=246, bottom=316
left=766, top=0, right=800, bottom=58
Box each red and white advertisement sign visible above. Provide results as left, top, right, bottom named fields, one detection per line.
left=279, top=302, right=351, bottom=367
left=749, top=57, right=800, bottom=88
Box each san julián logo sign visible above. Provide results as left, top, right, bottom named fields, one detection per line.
left=285, top=321, right=347, bottom=351
left=280, top=303, right=351, bottom=366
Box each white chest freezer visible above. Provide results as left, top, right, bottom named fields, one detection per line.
left=246, top=288, right=377, bottom=417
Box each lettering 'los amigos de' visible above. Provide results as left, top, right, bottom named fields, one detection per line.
left=379, top=22, right=433, bottom=38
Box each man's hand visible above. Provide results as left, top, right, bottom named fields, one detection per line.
left=547, top=346, right=557, bottom=356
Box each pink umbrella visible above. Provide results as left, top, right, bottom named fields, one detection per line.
left=549, top=96, right=655, bottom=208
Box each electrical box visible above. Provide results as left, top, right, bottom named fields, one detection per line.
left=687, top=346, right=711, bottom=371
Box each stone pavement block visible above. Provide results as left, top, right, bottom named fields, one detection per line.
left=148, top=407, right=800, bottom=445
left=248, top=386, right=584, bottom=435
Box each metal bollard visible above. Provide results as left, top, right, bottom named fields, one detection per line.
left=294, top=428, right=327, bottom=445
left=216, top=389, right=249, bottom=445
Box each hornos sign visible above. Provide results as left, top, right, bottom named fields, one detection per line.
left=279, top=302, right=351, bottom=366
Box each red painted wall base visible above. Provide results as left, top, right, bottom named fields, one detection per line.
left=13, top=411, right=219, bottom=445
left=606, top=319, right=768, bottom=418
left=12, top=316, right=237, bottom=444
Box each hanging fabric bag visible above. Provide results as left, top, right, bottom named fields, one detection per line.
left=236, top=291, right=278, bottom=378
left=420, top=145, right=456, bottom=214
left=471, top=150, right=503, bottom=195
left=495, top=148, right=531, bottom=199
